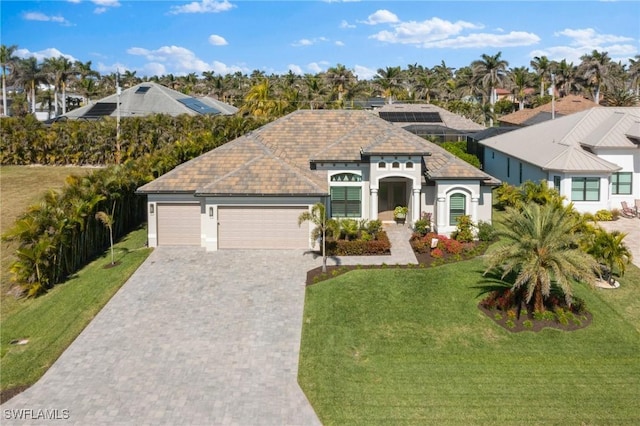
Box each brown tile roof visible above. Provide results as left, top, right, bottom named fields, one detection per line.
left=138, top=110, right=499, bottom=195
left=498, top=95, right=598, bottom=126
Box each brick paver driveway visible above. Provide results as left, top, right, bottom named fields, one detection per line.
left=2, top=248, right=321, bottom=425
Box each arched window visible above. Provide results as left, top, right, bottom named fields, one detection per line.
left=330, top=173, right=362, bottom=182
left=378, top=162, right=386, bottom=169
left=406, top=162, right=414, bottom=169
left=392, top=161, right=400, bottom=169
left=449, top=193, right=466, bottom=226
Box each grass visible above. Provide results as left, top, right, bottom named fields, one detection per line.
left=0, top=165, right=95, bottom=296
left=0, top=227, right=151, bottom=395
left=299, top=259, right=640, bottom=425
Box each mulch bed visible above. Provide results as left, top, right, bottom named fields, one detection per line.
left=1, top=385, right=30, bottom=404
left=478, top=305, right=592, bottom=333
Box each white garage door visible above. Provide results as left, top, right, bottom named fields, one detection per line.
left=157, top=203, right=201, bottom=246
left=218, top=206, right=310, bottom=249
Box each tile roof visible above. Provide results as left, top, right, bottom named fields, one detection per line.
left=138, top=110, right=499, bottom=195
left=480, top=107, right=640, bottom=173
left=376, top=103, right=485, bottom=132
left=498, top=95, right=597, bottom=126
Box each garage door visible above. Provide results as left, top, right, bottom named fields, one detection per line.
left=157, top=203, right=201, bottom=246
left=218, top=206, right=309, bottom=249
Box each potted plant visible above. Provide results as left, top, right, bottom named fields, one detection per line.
left=394, top=205, right=408, bottom=224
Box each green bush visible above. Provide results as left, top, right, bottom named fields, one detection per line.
left=594, top=209, right=613, bottom=221
left=452, top=215, right=474, bottom=243
left=326, top=231, right=391, bottom=256
left=476, top=221, right=496, bottom=242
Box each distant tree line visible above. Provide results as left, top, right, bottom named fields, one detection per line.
left=2, top=44, right=639, bottom=124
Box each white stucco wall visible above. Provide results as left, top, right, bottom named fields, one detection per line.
left=595, top=148, right=639, bottom=209
left=432, top=180, right=492, bottom=236
left=483, top=148, right=546, bottom=186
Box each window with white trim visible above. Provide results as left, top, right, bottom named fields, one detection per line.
left=449, top=193, right=466, bottom=226
left=330, top=186, right=361, bottom=217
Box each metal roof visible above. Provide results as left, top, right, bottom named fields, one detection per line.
left=480, top=107, right=639, bottom=173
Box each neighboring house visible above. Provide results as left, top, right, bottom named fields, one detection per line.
left=61, top=82, right=238, bottom=120
left=498, top=94, right=598, bottom=127
left=480, top=107, right=640, bottom=213
left=137, top=110, right=500, bottom=250
left=376, top=103, right=485, bottom=142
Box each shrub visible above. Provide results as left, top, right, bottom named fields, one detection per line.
left=452, top=215, right=475, bottom=242
left=523, top=320, right=533, bottom=329
left=413, top=218, right=430, bottom=236
left=430, top=248, right=444, bottom=258
left=326, top=230, right=391, bottom=256
left=594, top=209, right=613, bottom=221
left=610, top=209, right=620, bottom=220
left=365, top=219, right=383, bottom=235
left=440, top=238, right=463, bottom=255
left=476, top=221, right=496, bottom=242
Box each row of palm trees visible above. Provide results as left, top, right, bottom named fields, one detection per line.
left=2, top=43, right=639, bottom=120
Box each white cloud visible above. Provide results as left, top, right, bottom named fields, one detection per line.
left=67, top=0, right=81, bottom=3
left=335, top=41, right=345, bottom=47
left=127, top=45, right=211, bottom=75
left=208, top=34, right=228, bottom=46
left=16, top=48, right=76, bottom=62
left=370, top=17, right=481, bottom=44
left=23, top=12, right=70, bottom=25
left=96, top=61, right=130, bottom=75
left=92, top=0, right=120, bottom=13
left=94, top=7, right=107, bottom=14
left=292, top=37, right=329, bottom=47
left=307, top=62, right=324, bottom=73
left=340, top=20, right=356, bottom=29
left=360, top=9, right=399, bottom=25
left=142, top=63, right=167, bottom=77
left=530, top=27, right=638, bottom=64
left=288, top=64, right=303, bottom=75
left=422, top=31, right=540, bottom=49
left=169, top=0, right=234, bottom=15
left=353, top=65, right=376, bottom=80
left=210, top=60, right=247, bottom=75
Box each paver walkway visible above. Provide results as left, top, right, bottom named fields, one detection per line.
left=2, top=248, right=322, bottom=426
left=326, top=223, right=417, bottom=266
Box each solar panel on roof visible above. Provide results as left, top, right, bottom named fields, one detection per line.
left=379, top=111, right=442, bottom=123
left=135, top=86, right=151, bottom=94
left=178, top=98, right=221, bottom=115
left=84, top=102, right=117, bottom=117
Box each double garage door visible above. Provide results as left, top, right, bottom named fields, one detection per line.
left=156, top=204, right=309, bottom=249
left=218, top=206, right=309, bottom=249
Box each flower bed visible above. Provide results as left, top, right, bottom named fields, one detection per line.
left=410, top=232, right=488, bottom=266
left=326, top=230, right=391, bottom=256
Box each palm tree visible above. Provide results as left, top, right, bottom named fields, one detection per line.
left=629, top=55, right=640, bottom=97
left=73, top=60, right=99, bottom=105
left=509, top=66, right=532, bottom=110
left=1, top=44, right=18, bottom=116
left=15, top=56, right=45, bottom=113
left=325, top=64, right=354, bottom=105
left=472, top=52, right=509, bottom=126
left=241, top=78, right=284, bottom=118
left=530, top=55, right=551, bottom=97
left=298, top=203, right=332, bottom=273
left=484, top=202, right=598, bottom=312
left=303, top=74, right=326, bottom=110
left=96, top=202, right=116, bottom=266
left=579, top=50, right=613, bottom=104
left=373, top=66, right=403, bottom=104
left=552, top=59, right=581, bottom=97
left=42, top=56, right=76, bottom=116
left=604, top=89, right=638, bottom=106
left=588, top=229, right=632, bottom=285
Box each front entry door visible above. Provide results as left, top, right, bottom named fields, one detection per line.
left=379, top=181, right=407, bottom=217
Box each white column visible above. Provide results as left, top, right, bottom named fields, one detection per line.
left=437, top=196, right=446, bottom=229
left=370, top=188, right=378, bottom=220
left=471, top=196, right=479, bottom=223
left=412, top=188, right=421, bottom=224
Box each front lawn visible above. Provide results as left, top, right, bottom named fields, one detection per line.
left=298, top=259, right=640, bottom=425
left=0, top=227, right=151, bottom=401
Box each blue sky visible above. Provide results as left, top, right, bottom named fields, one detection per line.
left=2, top=0, right=639, bottom=79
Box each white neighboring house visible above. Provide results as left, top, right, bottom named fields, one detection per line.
left=137, top=110, right=500, bottom=251
left=480, top=107, right=640, bottom=213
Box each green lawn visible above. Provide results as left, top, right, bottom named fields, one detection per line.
left=299, top=259, right=640, bottom=425
left=0, top=227, right=151, bottom=394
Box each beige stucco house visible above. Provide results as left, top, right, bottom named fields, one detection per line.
left=137, top=110, right=499, bottom=250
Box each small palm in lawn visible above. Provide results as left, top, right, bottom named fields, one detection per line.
left=95, top=204, right=116, bottom=266
left=298, top=203, right=332, bottom=273
left=484, top=202, right=598, bottom=312
left=588, top=228, right=632, bottom=285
